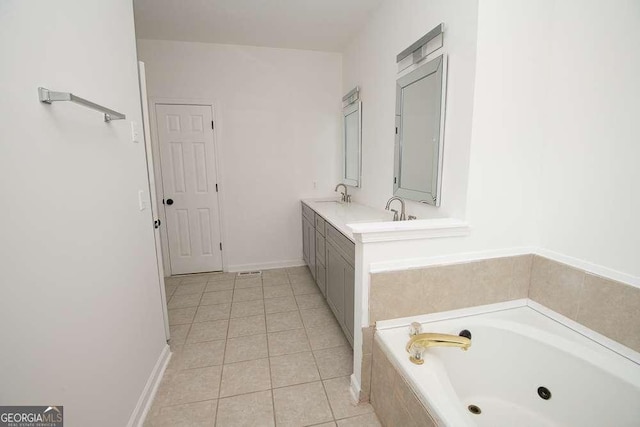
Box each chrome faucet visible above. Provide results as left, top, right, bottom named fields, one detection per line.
left=385, top=196, right=406, bottom=221
left=406, top=333, right=471, bottom=365
left=334, top=183, right=351, bottom=203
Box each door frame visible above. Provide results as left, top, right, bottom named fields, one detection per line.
left=149, top=97, right=227, bottom=276
left=138, top=63, right=170, bottom=340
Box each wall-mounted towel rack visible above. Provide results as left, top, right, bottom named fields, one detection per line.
left=38, top=87, right=126, bottom=122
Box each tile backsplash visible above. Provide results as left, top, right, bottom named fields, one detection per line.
left=369, top=254, right=640, bottom=353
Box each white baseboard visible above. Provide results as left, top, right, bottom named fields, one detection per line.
left=127, top=344, right=172, bottom=427
left=349, top=374, right=361, bottom=404
left=227, top=259, right=305, bottom=273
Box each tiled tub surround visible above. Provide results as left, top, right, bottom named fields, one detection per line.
left=370, top=336, right=436, bottom=427
left=147, top=267, right=381, bottom=426
left=360, top=254, right=640, bottom=402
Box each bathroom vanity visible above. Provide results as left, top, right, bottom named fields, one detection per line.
left=301, top=199, right=390, bottom=346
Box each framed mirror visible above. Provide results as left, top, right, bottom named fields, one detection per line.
left=342, top=87, right=361, bottom=188
left=393, top=54, right=447, bottom=206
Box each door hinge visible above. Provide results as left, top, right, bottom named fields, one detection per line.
left=394, top=177, right=397, bottom=184
left=211, top=120, right=214, bottom=130
left=215, top=183, right=218, bottom=192
left=219, top=242, right=223, bottom=251
left=395, top=127, right=398, bottom=135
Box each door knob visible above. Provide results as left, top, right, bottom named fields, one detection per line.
left=166, top=198, right=174, bottom=205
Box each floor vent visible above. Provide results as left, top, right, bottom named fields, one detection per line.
left=236, top=271, right=262, bottom=278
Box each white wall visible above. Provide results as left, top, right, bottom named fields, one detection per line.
left=342, top=0, right=480, bottom=220
left=533, top=0, right=640, bottom=278
left=344, top=0, right=640, bottom=281
left=137, top=40, right=342, bottom=272
left=0, top=2, right=167, bottom=426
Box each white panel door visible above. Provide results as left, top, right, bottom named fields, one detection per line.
left=155, top=104, right=223, bottom=274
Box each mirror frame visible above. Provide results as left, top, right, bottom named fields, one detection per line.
left=393, top=54, right=447, bottom=206
left=342, top=88, right=362, bottom=188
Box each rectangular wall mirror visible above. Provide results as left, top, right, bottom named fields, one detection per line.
left=342, top=87, right=361, bottom=188
left=394, top=54, right=447, bottom=206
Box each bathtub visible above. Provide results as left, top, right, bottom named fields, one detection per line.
left=375, top=300, right=640, bottom=427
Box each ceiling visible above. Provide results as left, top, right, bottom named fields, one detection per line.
left=133, top=0, right=384, bottom=52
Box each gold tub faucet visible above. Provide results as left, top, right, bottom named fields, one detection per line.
left=406, top=333, right=471, bottom=365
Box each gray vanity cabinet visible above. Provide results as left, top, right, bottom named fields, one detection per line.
left=325, top=223, right=355, bottom=346
left=301, top=208, right=316, bottom=280
left=301, top=202, right=355, bottom=347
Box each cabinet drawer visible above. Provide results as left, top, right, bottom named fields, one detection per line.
left=302, top=202, right=315, bottom=223
left=315, top=215, right=326, bottom=236
left=326, top=223, right=355, bottom=266
left=315, top=230, right=325, bottom=264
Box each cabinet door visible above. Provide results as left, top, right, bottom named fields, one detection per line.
left=308, top=220, right=316, bottom=279
left=326, top=240, right=345, bottom=323
left=302, top=216, right=309, bottom=266
left=344, top=262, right=355, bottom=346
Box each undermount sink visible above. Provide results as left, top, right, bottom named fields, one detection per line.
left=314, top=200, right=342, bottom=203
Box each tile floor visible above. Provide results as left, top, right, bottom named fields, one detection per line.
left=145, top=266, right=381, bottom=427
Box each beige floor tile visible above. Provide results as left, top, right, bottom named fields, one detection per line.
left=224, top=334, right=268, bottom=363
left=235, top=277, right=262, bottom=289
left=228, top=314, right=266, bottom=338
left=268, top=328, right=311, bottom=356
left=186, top=319, right=229, bottom=343
left=265, top=296, right=298, bottom=314
left=180, top=275, right=209, bottom=285
left=145, top=400, right=216, bottom=427
left=220, top=358, right=271, bottom=397
left=270, top=351, right=320, bottom=388
left=292, top=280, right=320, bottom=295
left=207, top=272, right=236, bottom=282
left=336, top=413, right=381, bottom=427
left=230, top=300, right=265, bottom=318
left=324, top=376, right=373, bottom=419
left=273, top=381, right=333, bottom=427
left=295, top=293, right=327, bottom=310
left=169, top=324, right=191, bottom=346
left=216, top=390, right=275, bottom=427
left=313, top=423, right=337, bottom=427
left=168, top=307, right=197, bottom=326
left=301, top=306, right=338, bottom=329
left=263, top=284, right=294, bottom=299
left=164, top=345, right=184, bottom=373
left=174, top=282, right=206, bottom=296
left=155, top=366, right=222, bottom=406
left=164, top=283, right=178, bottom=298
left=205, top=280, right=235, bottom=292
left=167, top=293, right=202, bottom=309
left=164, top=277, right=181, bottom=286
left=288, top=272, right=313, bottom=283
left=194, top=303, right=231, bottom=322
left=286, top=265, right=310, bottom=274
left=233, top=286, right=264, bottom=302
left=314, top=346, right=353, bottom=379
left=306, top=324, right=349, bottom=350
left=262, top=276, right=290, bottom=287
left=266, top=310, right=303, bottom=332
left=200, top=290, right=233, bottom=306
left=179, top=340, right=225, bottom=369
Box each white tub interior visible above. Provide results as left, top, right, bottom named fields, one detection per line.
left=376, top=300, right=640, bottom=427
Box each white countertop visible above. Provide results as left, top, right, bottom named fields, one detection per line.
left=302, top=198, right=393, bottom=241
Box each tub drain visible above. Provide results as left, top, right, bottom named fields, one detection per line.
left=468, top=405, right=481, bottom=415
left=538, top=386, right=552, bottom=400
